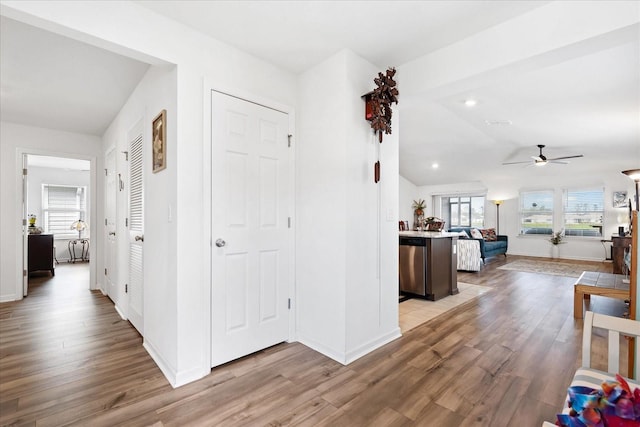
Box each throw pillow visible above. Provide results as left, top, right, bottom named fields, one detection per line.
left=480, top=228, right=497, bottom=241
left=458, top=230, right=469, bottom=238
left=470, top=228, right=483, bottom=239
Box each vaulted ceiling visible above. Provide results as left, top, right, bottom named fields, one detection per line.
left=1, top=1, right=638, bottom=185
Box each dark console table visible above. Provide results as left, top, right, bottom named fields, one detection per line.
left=28, top=234, right=55, bottom=276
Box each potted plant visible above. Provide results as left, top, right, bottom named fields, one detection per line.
left=412, top=199, right=426, bottom=216
left=549, top=229, right=565, bottom=258
left=549, top=229, right=565, bottom=245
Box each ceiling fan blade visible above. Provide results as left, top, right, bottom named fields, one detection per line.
left=504, top=146, right=582, bottom=167
left=502, top=160, right=533, bottom=165
left=548, top=154, right=584, bottom=161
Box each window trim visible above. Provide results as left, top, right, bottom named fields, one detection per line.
left=519, top=189, right=554, bottom=236
left=446, top=195, right=485, bottom=228
left=562, top=187, right=604, bottom=239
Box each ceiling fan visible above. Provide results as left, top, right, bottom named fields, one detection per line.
left=502, top=144, right=584, bottom=166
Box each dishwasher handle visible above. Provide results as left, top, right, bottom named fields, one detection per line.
left=399, top=236, right=426, bottom=246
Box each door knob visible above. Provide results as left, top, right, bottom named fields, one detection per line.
left=215, top=238, right=226, bottom=247
left=108, top=232, right=116, bottom=236
left=135, top=235, right=144, bottom=242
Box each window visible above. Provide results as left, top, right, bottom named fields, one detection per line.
left=520, top=190, right=553, bottom=235
left=42, top=185, right=87, bottom=238
left=445, top=196, right=484, bottom=227
left=563, top=188, right=604, bottom=237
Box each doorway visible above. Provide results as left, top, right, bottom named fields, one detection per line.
left=21, top=153, right=94, bottom=297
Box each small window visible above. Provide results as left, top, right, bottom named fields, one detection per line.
left=445, top=196, right=485, bottom=227
left=42, top=185, right=87, bottom=238
left=520, top=190, right=553, bottom=235
left=563, top=188, right=604, bottom=237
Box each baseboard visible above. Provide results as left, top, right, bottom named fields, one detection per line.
left=143, top=340, right=209, bottom=388
left=345, top=328, right=402, bottom=364
left=297, top=334, right=348, bottom=365
left=0, top=293, right=18, bottom=303
left=298, top=328, right=402, bottom=366
left=506, top=252, right=607, bottom=263
left=113, top=304, right=127, bottom=320
left=174, top=365, right=210, bottom=388
left=143, top=340, right=177, bottom=387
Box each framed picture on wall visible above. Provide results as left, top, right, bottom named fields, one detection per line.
left=152, top=109, right=167, bottom=173
left=613, top=190, right=628, bottom=208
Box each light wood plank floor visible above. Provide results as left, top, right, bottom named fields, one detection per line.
left=0, top=256, right=625, bottom=426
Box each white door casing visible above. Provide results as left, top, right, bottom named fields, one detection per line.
left=105, top=149, right=117, bottom=302
left=22, top=154, right=28, bottom=297
left=211, top=91, right=291, bottom=367
left=128, top=127, right=144, bottom=334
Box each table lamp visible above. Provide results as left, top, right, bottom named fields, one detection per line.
left=71, top=220, right=87, bottom=239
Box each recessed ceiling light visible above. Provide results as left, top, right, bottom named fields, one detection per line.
left=432, top=163, right=439, bottom=169
left=464, top=99, right=477, bottom=107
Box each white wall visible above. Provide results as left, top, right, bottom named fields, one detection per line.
left=0, top=1, right=297, bottom=387
left=0, top=122, right=101, bottom=301
left=296, top=49, right=400, bottom=364
left=101, top=64, right=178, bottom=374
left=399, top=175, right=418, bottom=225
left=27, top=165, right=90, bottom=262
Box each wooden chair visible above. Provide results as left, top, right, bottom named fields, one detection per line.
left=542, top=311, right=640, bottom=426
left=582, top=310, right=640, bottom=380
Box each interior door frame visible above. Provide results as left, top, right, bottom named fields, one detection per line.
left=104, top=147, right=118, bottom=305
left=202, top=79, right=297, bottom=367
left=21, top=154, right=28, bottom=296
left=15, top=148, right=98, bottom=299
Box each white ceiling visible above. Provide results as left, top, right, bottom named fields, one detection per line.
left=135, top=0, right=548, bottom=74
left=0, top=16, right=150, bottom=136
left=1, top=1, right=639, bottom=186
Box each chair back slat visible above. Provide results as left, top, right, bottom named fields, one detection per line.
left=608, top=329, right=620, bottom=374
left=582, top=311, right=640, bottom=380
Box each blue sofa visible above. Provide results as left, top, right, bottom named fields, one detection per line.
left=448, top=227, right=508, bottom=263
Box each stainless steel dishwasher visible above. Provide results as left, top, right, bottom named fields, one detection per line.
left=399, top=236, right=426, bottom=296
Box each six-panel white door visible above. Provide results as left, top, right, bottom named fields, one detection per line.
left=211, top=91, right=291, bottom=367
left=105, top=148, right=118, bottom=304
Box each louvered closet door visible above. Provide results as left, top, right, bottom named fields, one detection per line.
left=128, top=131, right=144, bottom=334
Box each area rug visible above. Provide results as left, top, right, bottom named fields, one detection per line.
left=497, top=259, right=598, bottom=278
left=399, top=282, right=491, bottom=333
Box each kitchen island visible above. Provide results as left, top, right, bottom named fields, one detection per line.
left=399, top=231, right=458, bottom=300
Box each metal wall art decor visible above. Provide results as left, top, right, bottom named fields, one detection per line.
left=363, top=67, right=398, bottom=183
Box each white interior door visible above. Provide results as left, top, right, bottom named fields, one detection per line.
left=105, top=149, right=118, bottom=302
left=128, top=129, right=144, bottom=334
left=211, top=91, right=291, bottom=367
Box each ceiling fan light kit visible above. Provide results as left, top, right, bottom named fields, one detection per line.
left=502, top=144, right=583, bottom=167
